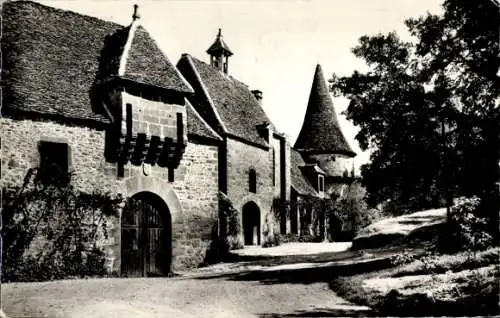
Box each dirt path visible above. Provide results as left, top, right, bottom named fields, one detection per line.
left=3, top=272, right=370, bottom=317
left=3, top=243, right=380, bottom=317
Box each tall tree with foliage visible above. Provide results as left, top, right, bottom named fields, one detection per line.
left=331, top=0, right=499, bottom=222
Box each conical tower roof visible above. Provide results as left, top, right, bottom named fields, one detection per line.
left=294, top=64, right=356, bottom=157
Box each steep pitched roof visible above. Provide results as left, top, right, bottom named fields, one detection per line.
left=294, top=64, right=356, bottom=157
left=186, top=100, right=222, bottom=142
left=206, top=29, right=233, bottom=56
left=120, top=25, right=193, bottom=93
left=1, top=1, right=192, bottom=125
left=177, top=54, right=274, bottom=147
left=290, top=149, right=320, bottom=197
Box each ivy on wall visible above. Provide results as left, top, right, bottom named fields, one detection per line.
left=1, top=168, right=123, bottom=282
left=218, top=192, right=242, bottom=250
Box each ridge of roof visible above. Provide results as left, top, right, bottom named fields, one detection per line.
left=7, top=1, right=126, bottom=28
left=180, top=54, right=228, bottom=134
left=184, top=55, right=274, bottom=147
left=185, top=98, right=222, bottom=141
left=2, top=1, right=193, bottom=125
left=120, top=25, right=194, bottom=93
left=294, top=64, right=356, bottom=157
left=118, top=20, right=139, bottom=76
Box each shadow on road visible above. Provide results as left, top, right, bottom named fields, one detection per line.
left=258, top=306, right=375, bottom=317
left=222, top=249, right=365, bottom=266
left=194, top=257, right=392, bottom=285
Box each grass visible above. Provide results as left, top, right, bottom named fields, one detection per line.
left=330, top=246, right=500, bottom=316
left=390, top=247, right=499, bottom=277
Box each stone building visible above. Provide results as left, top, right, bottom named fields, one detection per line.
left=1, top=1, right=355, bottom=277
left=294, top=64, right=357, bottom=199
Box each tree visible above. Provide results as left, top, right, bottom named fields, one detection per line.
left=331, top=0, right=499, bottom=224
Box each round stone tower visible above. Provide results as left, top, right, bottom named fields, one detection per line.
left=294, top=64, right=357, bottom=194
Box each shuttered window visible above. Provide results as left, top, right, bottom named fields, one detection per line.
left=38, top=141, right=71, bottom=185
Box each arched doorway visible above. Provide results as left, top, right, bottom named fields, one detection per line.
left=121, top=192, right=172, bottom=277
left=242, top=202, right=260, bottom=245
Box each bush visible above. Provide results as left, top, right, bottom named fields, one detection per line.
left=390, top=251, right=416, bottom=266
left=419, top=254, right=440, bottom=273
left=444, top=196, right=493, bottom=252
left=263, top=232, right=281, bottom=248
left=218, top=192, right=243, bottom=250
left=326, top=181, right=386, bottom=241
left=278, top=233, right=319, bottom=243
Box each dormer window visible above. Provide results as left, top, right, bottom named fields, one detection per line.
left=318, top=175, right=325, bottom=193
left=249, top=169, right=257, bottom=193
left=38, top=141, right=71, bottom=185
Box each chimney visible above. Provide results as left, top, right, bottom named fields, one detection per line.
left=251, top=90, right=263, bottom=105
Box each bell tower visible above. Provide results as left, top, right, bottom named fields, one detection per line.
left=206, top=28, right=233, bottom=74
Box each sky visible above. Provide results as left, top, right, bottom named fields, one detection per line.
left=39, top=0, right=444, bottom=169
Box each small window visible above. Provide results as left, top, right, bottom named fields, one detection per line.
left=38, top=141, right=70, bottom=185
left=249, top=169, right=257, bottom=193
left=318, top=175, right=325, bottom=193
left=272, top=148, right=276, bottom=186
left=176, top=113, right=184, bottom=143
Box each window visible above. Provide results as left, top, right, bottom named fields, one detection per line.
left=168, top=167, right=175, bottom=183
left=249, top=169, right=257, bottom=193
left=38, top=141, right=70, bottom=185
left=176, top=113, right=184, bottom=143
left=318, top=175, right=325, bottom=193
left=272, top=148, right=276, bottom=186
left=126, top=103, right=132, bottom=138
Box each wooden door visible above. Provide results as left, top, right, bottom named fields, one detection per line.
left=121, top=194, right=167, bottom=277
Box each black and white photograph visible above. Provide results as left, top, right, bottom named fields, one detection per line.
left=0, top=0, right=499, bottom=317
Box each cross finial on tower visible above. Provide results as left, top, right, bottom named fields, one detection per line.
left=132, top=4, right=141, bottom=21
left=218, top=28, right=222, bottom=37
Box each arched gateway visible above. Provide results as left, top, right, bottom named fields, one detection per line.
left=121, top=192, right=172, bottom=277
left=242, top=201, right=261, bottom=245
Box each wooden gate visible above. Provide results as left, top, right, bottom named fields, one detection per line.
left=121, top=192, right=171, bottom=277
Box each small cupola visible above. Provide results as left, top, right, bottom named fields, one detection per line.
left=206, top=28, right=233, bottom=74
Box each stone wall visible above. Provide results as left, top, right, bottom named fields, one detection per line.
left=118, top=141, right=219, bottom=271
left=121, top=91, right=187, bottom=143
left=1, top=118, right=113, bottom=193
left=1, top=117, right=219, bottom=274
left=307, top=153, right=355, bottom=179
left=225, top=137, right=279, bottom=245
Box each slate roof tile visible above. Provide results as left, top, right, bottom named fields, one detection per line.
left=294, top=64, right=356, bottom=157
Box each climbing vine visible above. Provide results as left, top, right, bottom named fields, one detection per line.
left=218, top=192, right=243, bottom=250
left=1, top=168, right=123, bottom=282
